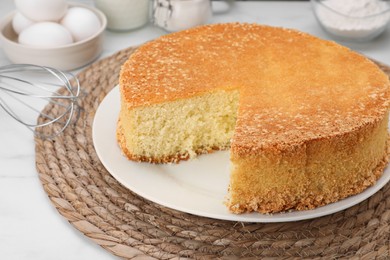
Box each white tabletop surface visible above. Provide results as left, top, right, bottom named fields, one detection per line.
left=0, top=1, right=389, bottom=259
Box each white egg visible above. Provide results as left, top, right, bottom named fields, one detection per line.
left=12, top=12, right=34, bottom=34
left=18, top=22, right=73, bottom=48
left=15, top=0, right=68, bottom=22
left=61, top=7, right=101, bottom=42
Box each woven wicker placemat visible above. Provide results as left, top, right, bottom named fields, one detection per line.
left=35, top=46, right=390, bottom=259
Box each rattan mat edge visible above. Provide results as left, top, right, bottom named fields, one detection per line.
left=35, top=47, right=390, bottom=259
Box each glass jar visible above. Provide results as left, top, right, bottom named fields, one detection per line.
left=94, top=0, right=150, bottom=31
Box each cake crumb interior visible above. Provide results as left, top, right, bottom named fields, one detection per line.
left=120, top=89, right=240, bottom=161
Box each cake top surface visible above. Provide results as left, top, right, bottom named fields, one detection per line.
left=119, top=23, right=390, bottom=154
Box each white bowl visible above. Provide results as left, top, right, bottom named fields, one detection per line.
left=311, top=0, right=390, bottom=42
left=0, top=2, right=107, bottom=70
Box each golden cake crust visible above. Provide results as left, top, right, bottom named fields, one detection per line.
left=120, top=23, right=390, bottom=157
left=118, top=23, right=390, bottom=214
left=228, top=147, right=389, bottom=213
left=228, top=118, right=390, bottom=213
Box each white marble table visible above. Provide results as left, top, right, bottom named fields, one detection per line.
left=0, top=1, right=389, bottom=259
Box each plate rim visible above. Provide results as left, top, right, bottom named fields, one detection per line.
left=92, top=85, right=390, bottom=223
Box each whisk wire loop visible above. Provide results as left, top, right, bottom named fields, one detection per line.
left=0, top=64, right=82, bottom=139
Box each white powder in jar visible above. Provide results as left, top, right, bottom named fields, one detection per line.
left=316, top=0, right=390, bottom=39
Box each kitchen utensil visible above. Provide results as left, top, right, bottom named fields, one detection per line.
left=0, top=64, right=81, bottom=139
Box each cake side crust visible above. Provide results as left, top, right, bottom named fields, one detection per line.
left=227, top=113, right=390, bottom=214
left=228, top=143, right=389, bottom=214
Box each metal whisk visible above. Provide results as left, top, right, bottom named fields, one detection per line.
left=0, top=64, right=81, bottom=139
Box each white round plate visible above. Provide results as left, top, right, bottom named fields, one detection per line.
left=92, top=86, right=390, bottom=223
